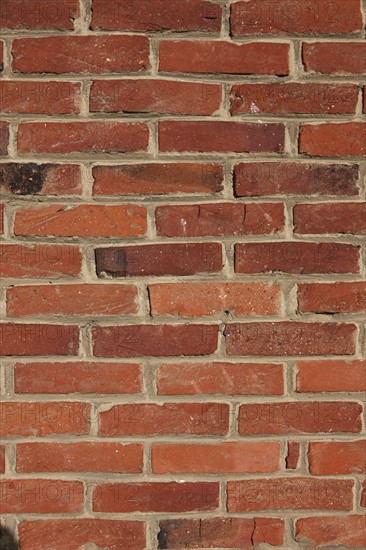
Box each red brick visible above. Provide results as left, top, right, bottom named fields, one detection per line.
left=286, top=441, right=300, bottom=469
left=152, top=442, right=280, bottom=473
left=99, top=403, right=229, bottom=436
left=159, top=41, right=289, bottom=75
left=14, top=205, right=146, bottom=237
left=0, top=402, right=90, bottom=437
left=16, top=442, right=143, bottom=473
left=0, top=121, right=9, bottom=155
left=227, top=478, right=354, bottom=512
left=14, top=362, right=142, bottom=395
left=225, top=322, right=357, bottom=356
left=298, top=282, right=366, bottom=313
left=0, top=0, right=80, bottom=30
left=156, top=362, right=284, bottom=395
left=93, top=482, right=219, bottom=513
left=230, top=83, right=357, bottom=115
left=0, top=81, right=81, bottom=115
left=12, top=36, right=150, bottom=74
left=156, top=203, right=285, bottom=236
left=0, top=446, right=5, bottom=473
left=238, top=402, right=362, bottom=435
left=158, top=517, right=284, bottom=549
left=7, top=284, right=139, bottom=317
left=303, top=42, right=366, bottom=74
left=18, top=122, right=149, bottom=154
left=92, top=163, right=224, bottom=195
left=308, top=441, right=366, bottom=475
left=0, top=323, right=79, bottom=356
left=234, top=162, right=360, bottom=197
left=294, top=203, right=366, bottom=234
left=19, top=519, right=146, bottom=550
left=296, top=359, right=366, bottom=393
left=93, top=324, right=218, bottom=357
left=90, top=80, right=221, bottom=116
left=159, top=121, right=285, bottom=153
left=300, top=123, right=366, bottom=156
left=231, top=0, right=363, bottom=35
left=0, top=203, right=3, bottom=233
left=0, top=480, right=83, bottom=514
left=234, top=242, right=360, bottom=274
left=0, top=244, right=81, bottom=278
left=295, top=515, right=366, bottom=548
left=95, top=243, right=223, bottom=277
left=91, top=0, right=222, bottom=32
left=149, top=282, right=281, bottom=316
left=0, top=164, right=82, bottom=195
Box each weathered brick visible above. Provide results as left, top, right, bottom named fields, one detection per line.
left=95, top=243, right=223, bottom=277
left=308, top=440, right=366, bottom=474
left=298, top=282, right=366, bottom=313
left=0, top=0, right=80, bottom=30
left=303, top=42, right=366, bottom=74
left=296, top=359, right=366, bottom=393
left=0, top=81, right=81, bottom=114
left=0, top=164, right=82, bottom=195
left=12, top=36, right=150, bottom=73
left=93, top=324, right=218, bottom=357
left=225, top=322, right=357, bottom=356
left=0, top=324, right=79, bottom=356
left=294, top=202, right=366, bottom=234
left=295, top=515, right=366, bottom=548
left=299, top=123, right=366, bottom=156
left=155, top=203, right=285, bottom=236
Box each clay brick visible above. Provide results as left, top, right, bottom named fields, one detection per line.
left=0, top=164, right=82, bottom=195
left=238, top=402, right=362, bottom=434
left=93, top=482, right=219, bottom=513
left=14, top=205, right=146, bottom=237
left=0, top=121, right=9, bottom=155
left=294, top=203, right=366, bottom=234
left=0, top=480, right=83, bottom=514
left=296, top=359, right=366, bottom=393
left=99, top=403, right=229, bottom=436
left=91, top=0, right=222, bottom=32
left=155, top=203, right=285, bottom=236
left=230, top=83, right=358, bottom=115
left=0, top=446, right=5, bottom=474
left=152, top=442, right=280, bottom=473
left=93, top=324, right=218, bottom=357
left=0, top=81, right=81, bottom=115
left=295, top=515, right=366, bottom=548
left=0, top=0, right=80, bottom=30
left=300, top=123, right=366, bottom=156
left=14, top=362, right=142, bottom=395
left=16, top=442, right=143, bottom=473
left=90, top=80, right=221, bottom=116
left=0, top=244, right=82, bottom=278
left=95, top=243, right=223, bottom=277
left=227, top=478, right=354, bottom=512
left=12, top=36, right=150, bottom=73
left=159, top=121, right=285, bottom=152
left=225, top=322, right=357, bottom=356
left=0, top=323, right=79, bottom=356
left=0, top=402, right=90, bottom=437
left=7, top=284, right=139, bottom=317
left=303, top=42, right=366, bottom=74
left=308, top=440, right=366, bottom=474
left=156, top=362, right=284, bottom=395
left=19, top=519, right=146, bottom=550
left=234, top=242, right=360, bottom=274
left=149, top=282, right=281, bottom=316
left=233, top=162, right=360, bottom=197
left=158, top=517, right=284, bottom=549
left=159, top=41, right=289, bottom=75
left=286, top=442, right=300, bottom=469
left=18, top=122, right=149, bottom=154
left=231, top=0, right=363, bottom=35
left=92, top=163, right=224, bottom=195
left=298, top=282, right=366, bottom=313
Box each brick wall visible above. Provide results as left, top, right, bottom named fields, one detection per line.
left=0, top=1, right=365, bottom=548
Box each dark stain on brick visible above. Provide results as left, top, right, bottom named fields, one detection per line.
left=157, top=525, right=168, bottom=549
left=0, top=163, right=51, bottom=195
left=0, top=526, right=20, bottom=550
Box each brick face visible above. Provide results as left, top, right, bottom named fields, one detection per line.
left=2, top=2, right=365, bottom=548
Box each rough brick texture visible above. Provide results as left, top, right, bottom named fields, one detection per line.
left=1, top=2, right=365, bottom=549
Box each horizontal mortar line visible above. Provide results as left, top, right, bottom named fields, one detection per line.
left=9, top=154, right=366, bottom=161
